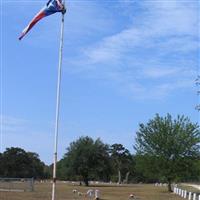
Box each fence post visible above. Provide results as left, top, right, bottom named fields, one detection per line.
left=182, top=190, right=184, bottom=197
left=31, top=178, right=34, bottom=192
left=193, top=193, right=196, bottom=200
left=173, top=187, right=176, bottom=193
left=184, top=190, right=187, bottom=199
left=189, top=192, right=192, bottom=200
left=177, top=188, right=179, bottom=194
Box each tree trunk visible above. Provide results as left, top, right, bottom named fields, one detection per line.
left=84, top=178, right=89, bottom=186
left=124, top=171, right=130, bottom=184
left=118, top=170, right=121, bottom=184
left=168, top=180, right=172, bottom=192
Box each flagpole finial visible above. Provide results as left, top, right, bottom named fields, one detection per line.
left=62, top=2, right=66, bottom=15
left=62, top=7, right=66, bottom=15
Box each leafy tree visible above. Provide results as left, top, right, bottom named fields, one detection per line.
left=0, top=147, right=46, bottom=179
left=1, top=147, right=31, bottom=177
left=43, top=165, right=51, bottom=179
left=27, top=152, right=46, bottom=179
left=110, top=144, right=132, bottom=184
left=134, top=154, right=161, bottom=183
left=135, top=114, right=200, bottom=192
left=61, top=136, right=111, bottom=186
left=57, top=158, right=69, bottom=180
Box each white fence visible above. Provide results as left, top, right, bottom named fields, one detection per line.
left=0, top=178, right=34, bottom=192
left=173, top=186, right=200, bottom=200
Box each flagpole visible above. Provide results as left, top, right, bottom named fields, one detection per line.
left=51, top=10, right=65, bottom=200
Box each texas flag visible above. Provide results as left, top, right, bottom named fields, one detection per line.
left=19, top=0, right=65, bottom=40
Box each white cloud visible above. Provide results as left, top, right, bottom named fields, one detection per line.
left=1, top=116, right=28, bottom=133
left=82, top=1, right=198, bottom=62
left=65, top=1, right=199, bottom=100
left=142, top=67, right=181, bottom=78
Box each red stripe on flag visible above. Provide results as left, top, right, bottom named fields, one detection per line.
left=19, top=11, right=46, bottom=40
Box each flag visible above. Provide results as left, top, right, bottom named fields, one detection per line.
left=19, top=0, right=65, bottom=40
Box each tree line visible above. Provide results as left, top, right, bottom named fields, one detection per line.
left=0, top=147, right=50, bottom=179
left=0, top=114, right=200, bottom=192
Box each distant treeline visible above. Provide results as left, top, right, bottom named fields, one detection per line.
left=0, top=147, right=51, bottom=179
left=0, top=114, right=200, bottom=192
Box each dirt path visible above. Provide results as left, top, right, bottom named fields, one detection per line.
left=183, top=184, right=200, bottom=191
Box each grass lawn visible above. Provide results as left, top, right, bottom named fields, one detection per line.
left=0, top=182, right=183, bottom=200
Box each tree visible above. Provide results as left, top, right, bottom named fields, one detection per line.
left=110, top=144, right=132, bottom=184
left=61, top=136, right=111, bottom=186
left=27, top=152, right=46, bottom=179
left=0, top=147, right=47, bottom=179
left=1, top=147, right=31, bottom=177
left=135, top=114, right=200, bottom=192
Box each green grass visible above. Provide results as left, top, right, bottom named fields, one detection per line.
left=0, top=182, right=184, bottom=200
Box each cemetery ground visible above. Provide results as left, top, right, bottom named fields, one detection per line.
left=0, top=182, right=184, bottom=200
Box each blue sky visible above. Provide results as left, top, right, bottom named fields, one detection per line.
left=1, top=0, right=199, bottom=164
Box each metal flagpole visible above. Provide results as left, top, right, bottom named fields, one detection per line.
left=51, top=4, right=66, bottom=200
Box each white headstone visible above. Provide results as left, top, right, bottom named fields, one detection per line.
left=198, top=194, right=200, bottom=200
left=95, top=189, right=100, bottom=198
left=78, top=192, right=83, bottom=196
left=129, top=194, right=135, bottom=199
left=179, top=189, right=182, bottom=196
left=193, top=193, right=196, bottom=200
left=72, top=189, right=77, bottom=194
left=87, top=189, right=94, bottom=198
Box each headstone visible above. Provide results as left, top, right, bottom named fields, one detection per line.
left=78, top=192, right=83, bottom=196
left=193, top=193, right=196, bottom=200
left=129, top=194, right=135, bottom=199
left=95, top=189, right=100, bottom=199
left=179, top=189, right=182, bottom=196
left=87, top=189, right=94, bottom=198
left=198, top=194, right=200, bottom=200
left=72, top=189, right=77, bottom=194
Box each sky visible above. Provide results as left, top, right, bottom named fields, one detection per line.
left=1, top=0, right=199, bottom=164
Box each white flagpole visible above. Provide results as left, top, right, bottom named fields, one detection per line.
left=51, top=7, right=65, bottom=200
